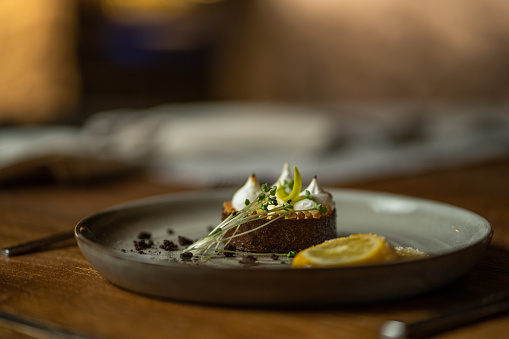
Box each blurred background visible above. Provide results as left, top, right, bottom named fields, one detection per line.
left=1, top=0, right=508, bottom=186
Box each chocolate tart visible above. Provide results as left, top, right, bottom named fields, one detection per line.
left=222, top=202, right=337, bottom=253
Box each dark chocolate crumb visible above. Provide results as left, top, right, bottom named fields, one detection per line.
left=138, top=251, right=146, bottom=254
left=137, top=232, right=151, bottom=240
left=134, top=239, right=153, bottom=251
left=180, top=252, right=193, bottom=261
left=167, top=228, right=174, bottom=235
left=239, top=255, right=258, bottom=265
left=159, top=239, right=179, bottom=251
left=271, top=253, right=279, bottom=260
left=207, top=225, right=214, bottom=232
left=224, top=244, right=236, bottom=257
left=280, top=260, right=287, bottom=264
left=121, top=249, right=126, bottom=253
left=178, top=236, right=194, bottom=246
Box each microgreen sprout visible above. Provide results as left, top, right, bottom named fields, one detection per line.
left=209, top=228, right=222, bottom=236
left=183, top=185, right=286, bottom=262
left=183, top=168, right=332, bottom=263
left=284, top=179, right=294, bottom=190
left=305, top=190, right=314, bottom=201
left=314, top=203, right=328, bottom=214
left=287, top=251, right=298, bottom=257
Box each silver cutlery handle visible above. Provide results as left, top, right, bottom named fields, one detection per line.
left=380, top=291, right=509, bottom=338
left=1, top=231, right=75, bottom=256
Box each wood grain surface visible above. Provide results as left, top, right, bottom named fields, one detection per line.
left=1, top=157, right=508, bottom=339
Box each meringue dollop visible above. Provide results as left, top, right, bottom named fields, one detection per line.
left=232, top=174, right=263, bottom=211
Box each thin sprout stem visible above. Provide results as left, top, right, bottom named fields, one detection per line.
left=186, top=211, right=287, bottom=255
left=221, top=206, right=288, bottom=229
left=183, top=188, right=321, bottom=261
left=208, top=202, right=258, bottom=234
left=223, top=222, right=242, bottom=250
left=221, top=214, right=286, bottom=241
left=192, top=248, right=289, bottom=257
left=186, top=212, right=283, bottom=256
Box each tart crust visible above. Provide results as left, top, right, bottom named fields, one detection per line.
left=222, top=201, right=337, bottom=253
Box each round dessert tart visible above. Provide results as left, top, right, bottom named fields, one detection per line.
left=221, top=163, right=337, bottom=253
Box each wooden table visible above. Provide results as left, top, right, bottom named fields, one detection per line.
left=1, top=157, right=508, bottom=339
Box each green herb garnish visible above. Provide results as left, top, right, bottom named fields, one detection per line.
left=314, top=203, right=328, bottom=214
left=305, top=190, right=314, bottom=201
left=184, top=187, right=286, bottom=262
left=183, top=166, right=331, bottom=262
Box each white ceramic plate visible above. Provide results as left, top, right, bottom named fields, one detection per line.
left=75, top=189, right=492, bottom=307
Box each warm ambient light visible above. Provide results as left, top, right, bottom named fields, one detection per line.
left=0, top=0, right=79, bottom=124
left=101, top=0, right=223, bottom=23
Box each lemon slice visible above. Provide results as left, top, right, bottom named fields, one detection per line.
left=291, top=234, right=395, bottom=268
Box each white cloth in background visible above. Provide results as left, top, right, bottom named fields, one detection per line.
left=1, top=102, right=508, bottom=186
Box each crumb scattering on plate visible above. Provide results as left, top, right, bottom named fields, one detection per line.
left=178, top=236, right=194, bottom=246
left=180, top=251, right=193, bottom=261
left=239, top=255, right=258, bottom=265
left=133, top=239, right=153, bottom=253
left=160, top=240, right=179, bottom=251
left=137, top=231, right=151, bottom=239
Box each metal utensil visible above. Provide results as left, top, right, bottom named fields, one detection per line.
left=1, top=230, right=75, bottom=257
left=0, top=309, right=97, bottom=339
left=380, top=291, right=509, bottom=338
